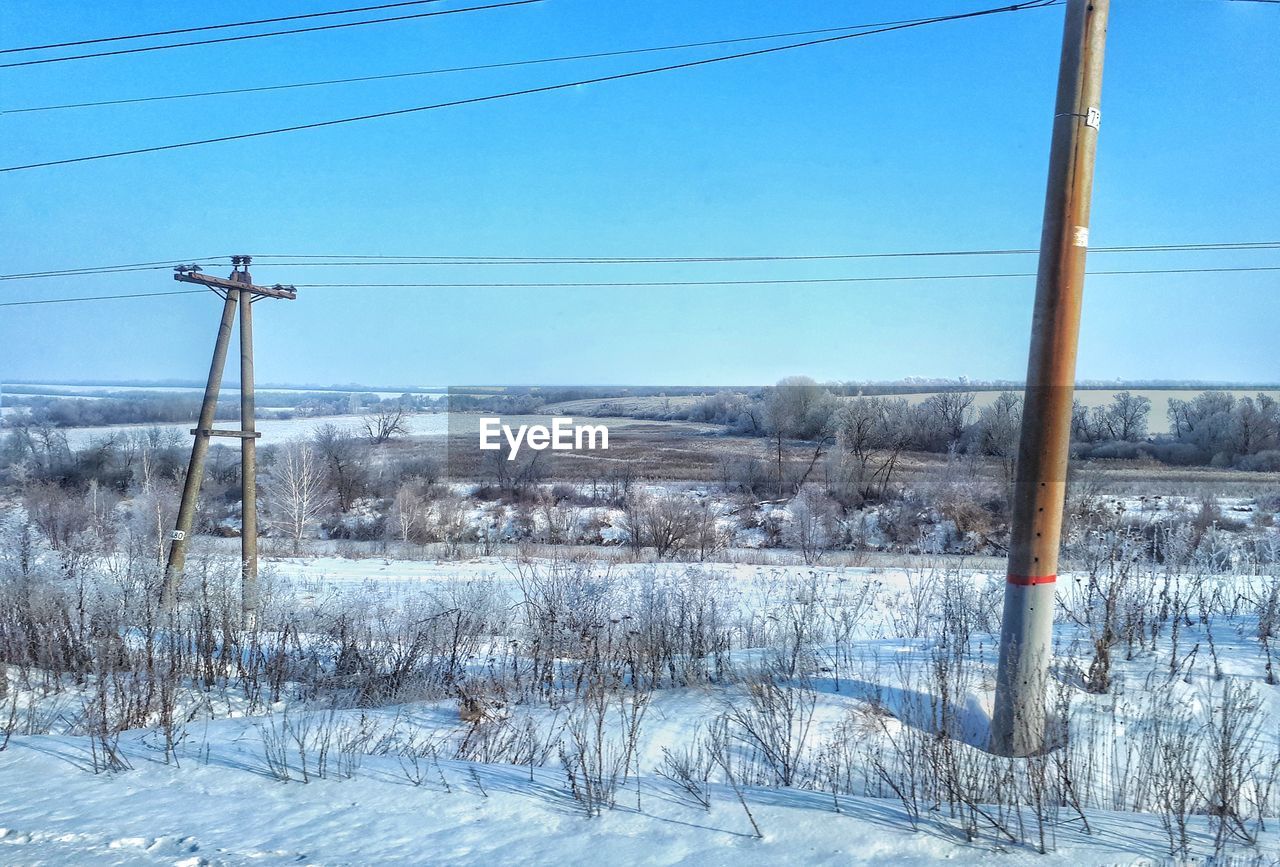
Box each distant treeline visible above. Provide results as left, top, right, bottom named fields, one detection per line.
left=6, top=394, right=220, bottom=427
left=595, top=380, right=1280, bottom=472
left=3, top=391, right=447, bottom=429
left=441, top=386, right=746, bottom=415
left=1077, top=391, right=1280, bottom=470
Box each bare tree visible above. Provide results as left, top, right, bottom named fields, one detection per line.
left=312, top=423, right=366, bottom=510
left=1103, top=391, right=1151, bottom=442
left=763, top=377, right=836, bottom=499
left=1236, top=393, right=1280, bottom=456
left=264, top=441, right=332, bottom=554
left=1071, top=400, right=1107, bottom=444
left=826, top=397, right=909, bottom=506
left=362, top=405, right=409, bottom=445
left=388, top=483, right=428, bottom=546
left=921, top=391, right=976, bottom=450
left=971, top=391, right=1022, bottom=497
left=691, top=499, right=727, bottom=562
left=484, top=435, right=544, bottom=497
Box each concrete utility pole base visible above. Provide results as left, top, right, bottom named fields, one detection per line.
left=989, top=0, right=1110, bottom=757
left=990, top=583, right=1056, bottom=757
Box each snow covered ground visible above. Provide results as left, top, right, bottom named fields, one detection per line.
left=2, top=555, right=1278, bottom=865
left=1, top=728, right=1246, bottom=866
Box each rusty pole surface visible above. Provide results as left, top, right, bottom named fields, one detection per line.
left=990, top=0, right=1109, bottom=758
left=237, top=273, right=259, bottom=623
left=162, top=290, right=239, bottom=610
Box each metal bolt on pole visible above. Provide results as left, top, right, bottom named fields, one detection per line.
left=990, top=0, right=1110, bottom=758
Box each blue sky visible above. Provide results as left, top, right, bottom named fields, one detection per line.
left=1, top=0, right=1277, bottom=387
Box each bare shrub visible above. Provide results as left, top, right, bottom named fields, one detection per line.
left=559, top=677, right=649, bottom=817
left=1144, top=700, right=1200, bottom=859
left=1202, top=679, right=1271, bottom=855
left=724, top=675, right=816, bottom=787
left=657, top=728, right=715, bottom=811
left=619, top=491, right=701, bottom=559
left=257, top=706, right=376, bottom=783
left=1060, top=521, right=1155, bottom=693
left=786, top=490, right=837, bottom=565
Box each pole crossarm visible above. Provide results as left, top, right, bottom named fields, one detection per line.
left=173, top=269, right=297, bottom=300
left=190, top=428, right=263, bottom=438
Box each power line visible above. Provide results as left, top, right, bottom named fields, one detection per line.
left=0, top=0, right=452, bottom=55
left=254, top=241, right=1280, bottom=258
left=4, top=264, right=1275, bottom=308
left=0, top=290, right=205, bottom=308
left=287, top=265, right=1280, bottom=287
left=0, top=0, right=540, bottom=70
left=229, top=241, right=1280, bottom=264
left=0, top=257, right=232, bottom=281
left=2, top=18, right=938, bottom=114
left=0, top=1, right=1058, bottom=173
left=2, top=0, right=1264, bottom=60
left=3, top=241, right=1277, bottom=281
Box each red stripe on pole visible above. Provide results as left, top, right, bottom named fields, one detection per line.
left=1007, top=573, right=1057, bottom=586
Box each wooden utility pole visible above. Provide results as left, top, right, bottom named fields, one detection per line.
left=160, top=256, right=296, bottom=620
left=990, top=0, right=1109, bottom=758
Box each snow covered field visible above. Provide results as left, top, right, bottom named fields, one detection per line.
left=51, top=413, right=686, bottom=449
left=4, top=384, right=434, bottom=399
left=1, top=738, right=1217, bottom=866
left=2, top=551, right=1278, bottom=865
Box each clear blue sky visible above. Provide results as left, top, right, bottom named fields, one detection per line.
left=1, top=0, right=1277, bottom=387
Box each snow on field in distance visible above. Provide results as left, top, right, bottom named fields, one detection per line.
left=55, top=413, right=688, bottom=449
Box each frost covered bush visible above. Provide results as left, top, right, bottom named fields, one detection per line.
left=618, top=491, right=704, bottom=559
left=1237, top=449, right=1280, bottom=472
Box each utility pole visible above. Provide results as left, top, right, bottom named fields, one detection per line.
left=238, top=265, right=259, bottom=624
left=160, top=256, right=296, bottom=621
left=990, top=0, right=1109, bottom=758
